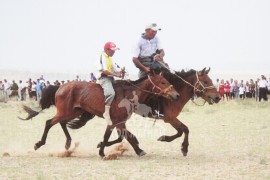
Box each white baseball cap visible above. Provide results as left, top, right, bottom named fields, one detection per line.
left=145, top=23, right=161, bottom=31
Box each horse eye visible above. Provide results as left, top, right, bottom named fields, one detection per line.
left=161, top=82, right=166, bottom=85
left=204, top=81, right=208, bottom=84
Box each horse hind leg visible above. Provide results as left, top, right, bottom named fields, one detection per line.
left=120, top=124, right=146, bottom=156
left=35, top=119, right=54, bottom=150
left=60, top=123, right=72, bottom=150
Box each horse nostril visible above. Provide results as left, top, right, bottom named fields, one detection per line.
left=216, top=96, right=221, bottom=101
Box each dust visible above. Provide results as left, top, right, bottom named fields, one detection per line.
left=48, top=141, right=80, bottom=157
left=102, top=141, right=129, bottom=161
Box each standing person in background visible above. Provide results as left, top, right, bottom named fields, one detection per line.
left=219, top=79, right=225, bottom=101
left=10, top=80, right=19, bottom=98
left=233, top=80, right=239, bottom=99
left=224, top=80, right=230, bottom=101
left=239, top=84, right=245, bottom=100
left=239, top=80, right=246, bottom=99
left=229, top=78, right=234, bottom=100
left=36, top=79, right=42, bottom=101
left=27, top=78, right=32, bottom=99
left=245, top=81, right=251, bottom=98
left=255, top=79, right=260, bottom=101
left=18, top=80, right=26, bottom=101
left=258, top=75, right=268, bottom=101
left=31, top=81, right=37, bottom=101
left=97, top=41, right=124, bottom=125
left=3, top=79, right=10, bottom=103
left=250, top=79, right=255, bottom=98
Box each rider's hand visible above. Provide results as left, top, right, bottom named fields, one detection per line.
left=120, top=70, right=126, bottom=78
left=153, top=54, right=163, bottom=61
left=116, top=72, right=122, bottom=78
left=144, top=67, right=151, bottom=73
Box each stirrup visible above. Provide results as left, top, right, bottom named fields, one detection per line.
left=154, top=110, right=164, bottom=118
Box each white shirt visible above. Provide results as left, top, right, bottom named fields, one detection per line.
left=18, top=82, right=26, bottom=91
left=267, top=81, right=270, bottom=90
left=133, top=34, right=162, bottom=58
left=239, top=86, right=245, bottom=95
left=258, top=79, right=267, bottom=88
left=3, top=82, right=10, bottom=91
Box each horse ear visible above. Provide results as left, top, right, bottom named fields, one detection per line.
left=205, top=67, right=210, bottom=74
left=200, top=67, right=206, bottom=75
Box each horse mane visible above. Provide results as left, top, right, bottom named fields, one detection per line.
left=162, top=68, right=197, bottom=90
left=114, top=76, right=148, bottom=88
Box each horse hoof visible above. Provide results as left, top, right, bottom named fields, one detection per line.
left=97, top=142, right=102, bottom=148
left=99, top=152, right=105, bottom=158
left=65, top=140, right=71, bottom=150
left=157, top=136, right=166, bottom=141
left=181, top=149, right=188, bottom=156
left=138, top=151, right=147, bottom=157
left=34, top=145, right=38, bottom=151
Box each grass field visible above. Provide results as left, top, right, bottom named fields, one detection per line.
left=0, top=99, right=269, bottom=179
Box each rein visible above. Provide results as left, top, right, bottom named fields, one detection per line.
left=125, top=75, right=173, bottom=96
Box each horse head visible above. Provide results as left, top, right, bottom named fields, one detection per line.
left=193, top=67, right=221, bottom=104
left=147, top=72, right=179, bottom=101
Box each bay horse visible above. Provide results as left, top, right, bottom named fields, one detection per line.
left=19, top=73, right=179, bottom=156
left=81, top=67, right=220, bottom=156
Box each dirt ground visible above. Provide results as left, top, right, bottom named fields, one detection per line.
left=0, top=99, right=269, bottom=179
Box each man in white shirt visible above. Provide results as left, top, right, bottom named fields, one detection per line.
left=133, top=23, right=165, bottom=79
left=258, top=75, right=268, bottom=101
left=132, top=23, right=169, bottom=118
left=18, top=80, right=27, bottom=101
left=3, top=79, right=10, bottom=103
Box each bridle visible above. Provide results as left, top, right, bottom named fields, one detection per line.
left=147, top=75, right=174, bottom=96
left=193, top=72, right=216, bottom=94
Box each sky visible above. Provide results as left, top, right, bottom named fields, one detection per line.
left=0, top=0, right=270, bottom=81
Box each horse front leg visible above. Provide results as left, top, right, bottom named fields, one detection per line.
left=35, top=119, right=54, bottom=150
left=158, top=118, right=189, bottom=156
left=99, top=125, right=114, bottom=157
left=60, top=123, right=72, bottom=150
left=97, top=127, right=124, bottom=148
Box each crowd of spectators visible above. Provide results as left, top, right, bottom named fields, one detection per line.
left=0, top=74, right=97, bottom=103
left=215, top=75, right=270, bottom=102
left=1, top=74, right=269, bottom=103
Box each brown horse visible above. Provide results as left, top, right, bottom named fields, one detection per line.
left=91, top=67, right=220, bottom=156
left=19, top=73, right=179, bottom=156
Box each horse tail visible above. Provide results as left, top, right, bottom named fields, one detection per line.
left=67, top=111, right=95, bottom=129
left=18, top=85, right=60, bottom=121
